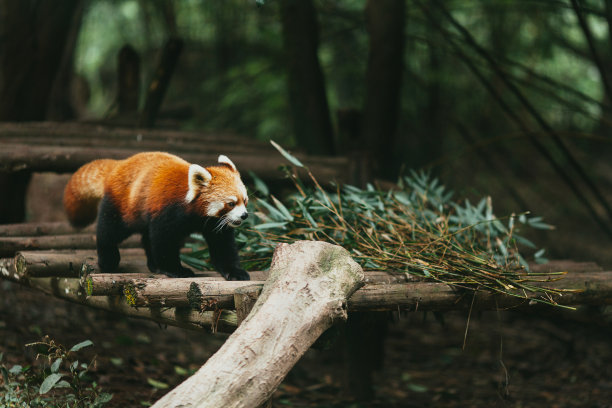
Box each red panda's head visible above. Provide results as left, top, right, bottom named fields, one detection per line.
left=185, top=155, right=248, bottom=227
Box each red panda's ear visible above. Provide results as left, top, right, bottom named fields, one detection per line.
left=186, top=164, right=212, bottom=202
left=217, top=155, right=237, bottom=172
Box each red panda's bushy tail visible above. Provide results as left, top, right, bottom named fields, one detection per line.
left=63, top=159, right=118, bottom=228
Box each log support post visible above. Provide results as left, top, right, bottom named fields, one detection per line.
left=152, top=240, right=364, bottom=408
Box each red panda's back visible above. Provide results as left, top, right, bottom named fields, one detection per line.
left=105, top=152, right=190, bottom=225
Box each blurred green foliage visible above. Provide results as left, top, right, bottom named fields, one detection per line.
left=73, top=0, right=605, bottom=150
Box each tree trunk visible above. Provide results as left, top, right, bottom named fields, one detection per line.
left=361, top=0, right=405, bottom=180
left=118, top=45, right=141, bottom=115
left=0, top=0, right=82, bottom=120
left=140, top=37, right=184, bottom=128
left=280, top=0, right=335, bottom=156
left=151, top=241, right=364, bottom=408
left=0, top=0, right=83, bottom=223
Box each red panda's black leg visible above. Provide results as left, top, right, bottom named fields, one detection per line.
left=96, top=196, right=131, bottom=273
left=141, top=230, right=158, bottom=273
left=203, top=226, right=250, bottom=281
left=148, top=218, right=195, bottom=278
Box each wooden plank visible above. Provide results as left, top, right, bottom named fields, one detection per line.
left=0, top=143, right=348, bottom=183
left=0, top=221, right=93, bottom=237
left=0, top=234, right=140, bottom=257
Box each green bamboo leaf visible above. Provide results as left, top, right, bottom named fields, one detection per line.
left=253, top=222, right=288, bottom=230
left=248, top=171, right=269, bottom=196
left=147, top=378, right=169, bottom=389
left=270, top=140, right=304, bottom=167
left=257, top=198, right=286, bottom=221
left=271, top=196, right=294, bottom=221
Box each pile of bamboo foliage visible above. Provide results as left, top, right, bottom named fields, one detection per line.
left=183, top=142, right=564, bottom=305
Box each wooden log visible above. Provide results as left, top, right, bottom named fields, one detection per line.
left=0, top=143, right=348, bottom=183
left=0, top=121, right=264, bottom=146
left=152, top=241, right=364, bottom=408
left=123, top=278, right=258, bottom=310
left=86, top=263, right=612, bottom=311
left=0, top=234, right=141, bottom=257
left=29, top=277, right=237, bottom=333
left=347, top=272, right=612, bottom=311
left=85, top=271, right=268, bottom=296
left=0, top=221, right=94, bottom=237
left=0, top=262, right=238, bottom=333
left=0, top=135, right=270, bottom=155
left=234, top=285, right=263, bottom=325
left=13, top=249, right=147, bottom=279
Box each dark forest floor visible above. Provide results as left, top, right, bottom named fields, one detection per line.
left=2, top=279, right=612, bottom=407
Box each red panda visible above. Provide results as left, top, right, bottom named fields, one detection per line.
left=64, top=152, right=250, bottom=280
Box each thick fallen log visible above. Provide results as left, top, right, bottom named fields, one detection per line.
left=95, top=270, right=612, bottom=312
left=152, top=240, right=364, bottom=408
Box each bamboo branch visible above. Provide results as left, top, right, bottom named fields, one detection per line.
left=570, top=0, right=612, bottom=100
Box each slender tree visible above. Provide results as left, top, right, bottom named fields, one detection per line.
left=280, top=0, right=335, bottom=156
left=361, top=0, right=405, bottom=179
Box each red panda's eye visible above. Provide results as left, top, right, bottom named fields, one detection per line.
left=228, top=202, right=236, bottom=208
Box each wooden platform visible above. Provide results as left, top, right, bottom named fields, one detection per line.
left=0, top=121, right=349, bottom=183
left=1, top=221, right=611, bottom=333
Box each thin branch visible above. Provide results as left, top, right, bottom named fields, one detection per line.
left=427, top=0, right=612, bottom=239
left=570, top=0, right=612, bottom=100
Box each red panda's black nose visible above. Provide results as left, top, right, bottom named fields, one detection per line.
left=241, top=212, right=248, bottom=220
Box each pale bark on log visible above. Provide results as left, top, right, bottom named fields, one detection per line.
left=123, top=278, right=257, bottom=310
left=234, top=285, right=263, bottom=325
left=152, top=241, right=364, bottom=408
left=85, top=271, right=268, bottom=296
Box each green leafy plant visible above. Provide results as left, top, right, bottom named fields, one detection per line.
left=182, top=142, right=562, bottom=304
left=0, top=337, right=112, bottom=408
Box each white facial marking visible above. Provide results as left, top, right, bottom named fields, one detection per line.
left=218, top=155, right=237, bottom=171
left=228, top=195, right=238, bottom=203
left=206, top=201, right=225, bottom=217
left=186, top=164, right=212, bottom=203
left=227, top=203, right=247, bottom=223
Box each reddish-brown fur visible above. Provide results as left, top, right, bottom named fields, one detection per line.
left=64, top=152, right=245, bottom=228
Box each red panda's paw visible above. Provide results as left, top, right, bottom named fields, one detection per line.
left=162, top=266, right=196, bottom=278
left=223, top=268, right=250, bottom=281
